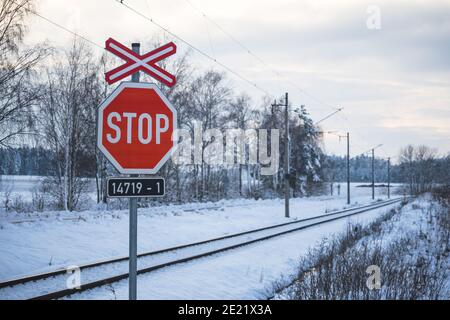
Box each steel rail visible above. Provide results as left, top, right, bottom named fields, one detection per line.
left=22, top=198, right=404, bottom=300
left=0, top=198, right=401, bottom=289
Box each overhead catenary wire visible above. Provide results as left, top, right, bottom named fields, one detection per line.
left=25, top=7, right=104, bottom=50
left=358, top=144, right=383, bottom=157
left=317, top=107, right=385, bottom=159
left=333, top=108, right=382, bottom=156
left=182, top=0, right=339, bottom=112
left=22, top=1, right=273, bottom=98
left=23, top=2, right=397, bottom=184
left=26, top=0, right=341, bottom=116
left=27, top=0, right=347, bottom=133
left=112, top=0, right=273, bottom=97
left=116, top=0, right=340, bottom=117
left=315, top=108, right=343, bottom=125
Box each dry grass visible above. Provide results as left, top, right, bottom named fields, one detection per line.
left=271, top=193, right=449, bottom=300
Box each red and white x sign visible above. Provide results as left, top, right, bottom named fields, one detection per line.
left=105, top=38, right=177, bottom=87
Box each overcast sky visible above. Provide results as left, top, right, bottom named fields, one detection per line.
left=24, top=0, right=450, bottom=160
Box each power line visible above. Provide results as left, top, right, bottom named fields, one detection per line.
left=113, top=0, right=273, bottom=97
left=27, top=1, right=341, bottom=126
left=358, top=144, right=383, bottom=157
left=26, top=7, right=104, bottom=50
left=182, top=2, right=346, bottom=142
left=315, top=108, right=343, bottom=125
left=182, top=0, right=339, bottom=112
left=22, top=0, right=390, bottom=161
left=333, top=108, right=380, bottom=155
left=25, top=1, right=274, bottom=98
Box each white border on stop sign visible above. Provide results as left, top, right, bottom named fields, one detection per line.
left=97, top=82, right=178, bottom=174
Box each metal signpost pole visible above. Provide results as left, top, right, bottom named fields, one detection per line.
left=372, top=148, right=375, bottom=200
left=284, top=92, right=290, bottom=218
left=347, top=132, right=350, bottom=205
left=129, top=42, right=140, bottom=301
left=387, top=157, right=391, bottom=199
left=99, top=38, right=177, bottom=300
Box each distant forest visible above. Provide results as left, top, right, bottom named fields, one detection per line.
left=3, top=146, right=448, bottom=184
left=324, top=155, right=392, bottom=183
left=0, top=147, right=55, bottom=176
left=0, top=147, right=95, bottom=177
left=324, top=153, right=450, bottom=185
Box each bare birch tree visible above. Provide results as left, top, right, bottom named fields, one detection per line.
left=223, top=93, right=257, bottom=196
left=189, top=70, right=230, bottom=200
left=37, top=40, right=100, bottom=211
left=0, top=0, right=48, bottom=147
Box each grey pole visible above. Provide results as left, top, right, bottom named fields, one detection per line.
left=131, top=43, right=140, bottom=83
left=372, top=148, right=375, bottom=200
left=347, top=132, right=350, bottom=205
left=387, top=157, right=391, bottom=199
left=284, top=92, right=290, bottom=218
left=129, top=42, right=140, bottom=300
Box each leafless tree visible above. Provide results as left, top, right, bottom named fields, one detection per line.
left=37, top=40, right=101, bottom=211
left=400, top=144, right=415, bottom=192
left=189, top=70, right=231, bottom=200
left=399, top=144, right=438, bottom=194
left=155, top=42, right=193, bottom=203
left=223, top=93, right=258, bottom=196
left=92, top=52, right=116, bottom=204
left=0, top=0, right=48, bottom=147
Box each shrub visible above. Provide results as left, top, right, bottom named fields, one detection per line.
left=272, top=198, right=449, bottom=300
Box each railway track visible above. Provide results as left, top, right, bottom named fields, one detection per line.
left=0, top=197, right=405, bottom=300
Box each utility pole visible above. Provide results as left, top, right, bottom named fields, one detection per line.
left=272, top=93, right=290, bottom=218
left=129, top=42, right=140, bottom=301
left=359, top=144, right=382, bottom=201
left=317, top=130, right=350, bottom=204
left=346, top=132, right=350, bottom=205
left=371, top=148, right=375, bottom=200
left=284, top=92, right=290, bottom=218
left=387, top=157, right=391, bottom=199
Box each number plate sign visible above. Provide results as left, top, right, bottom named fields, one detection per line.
left=107, top=177, right=165, bottom=198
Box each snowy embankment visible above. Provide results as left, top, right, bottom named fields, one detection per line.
left=0, top=188, right=396, bottom=282
left=273, top=194, right=450, bottom=300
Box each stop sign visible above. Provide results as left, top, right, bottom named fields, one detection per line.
left=97, top=82, right=177, bottom=174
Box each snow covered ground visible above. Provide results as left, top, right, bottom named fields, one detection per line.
left=0, top=183, right=400, bottom=282
left=274, top=194, right=450, bottom=300
left=0, top=175, right=44, bottom=201
left=66, top=201, right=402, bottom=300
left=0, top=175, right=97, bottom=205
left=0, top=175, right=402, bottom=206
left=0, top=175, right=407, bottom=299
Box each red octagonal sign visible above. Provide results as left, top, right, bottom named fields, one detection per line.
left=97, top=82, right=177, bottom=174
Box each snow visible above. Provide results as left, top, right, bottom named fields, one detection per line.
left=360, top=194, right=444, bottom=252
left=0, top=175, right=44, bottom=201
left=0, top=186, right=398, bottom=281
left=0, top=175, right=97, bottom=202
left=0, top=201, right=401, bottom=299
left=0, top=175, right=405, bottom=299
left=273, top=194, right=450, bottom=300
left=66, top=203, right=400, bottom=300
